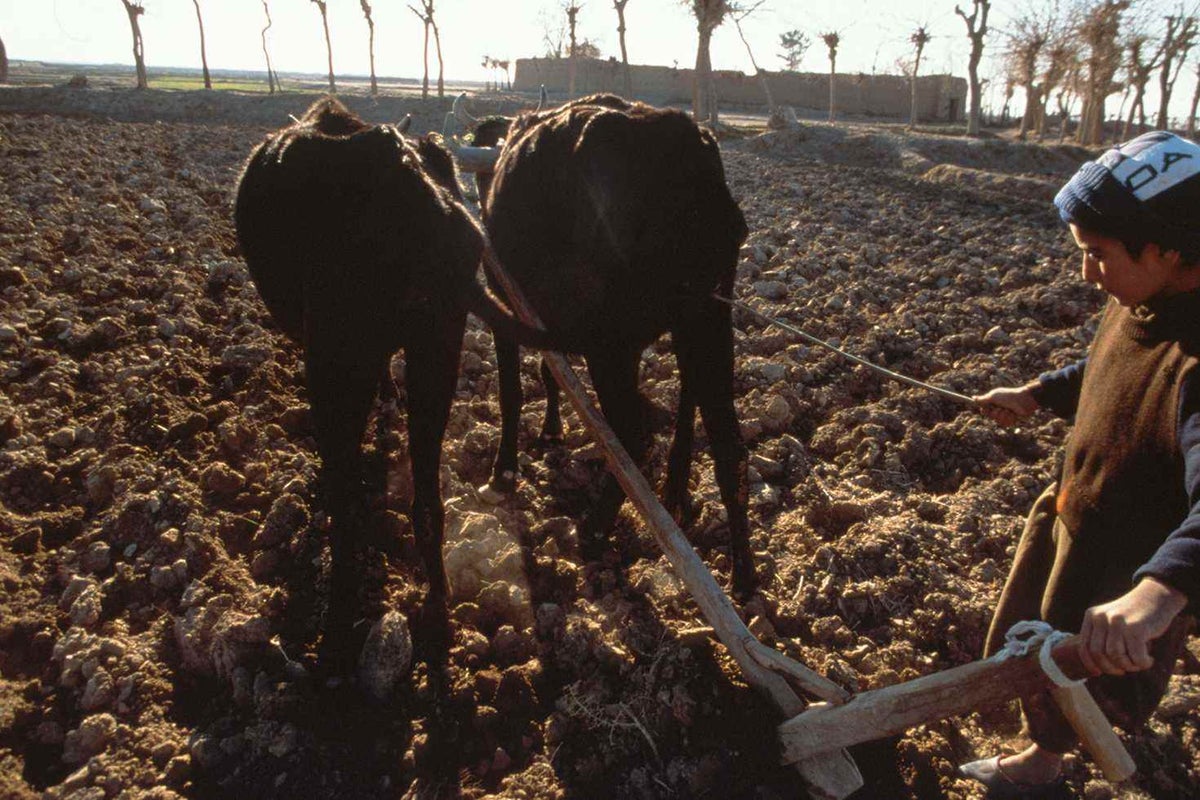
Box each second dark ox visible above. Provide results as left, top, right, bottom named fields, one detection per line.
left=470, top=95, right=757, bottom=597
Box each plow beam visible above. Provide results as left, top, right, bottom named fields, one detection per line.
left=478, top=242, right=864, bottom=800
left=778, top=636, right=1136, bottom=783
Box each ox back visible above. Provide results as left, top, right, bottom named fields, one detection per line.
left=479, top=96, right=758, bottom=598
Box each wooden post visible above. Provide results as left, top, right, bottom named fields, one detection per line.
left=777, top=636, right=1135, bottom=783
left=1049, top=683, right=1136, bottom=781
left=477, top=243, right=864, bottom=800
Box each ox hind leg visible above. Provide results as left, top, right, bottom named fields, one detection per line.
left=672, top=300, right=756, bottom=600
left=403, top=308, right=466, bottom=650
left=305, top=343, right=391, bottom=668
left=484, top=334, right=522, bottom=496
left=539, top=358, right=564, bottom=443
left=577, top=345, right=648, bottom=562
left=662, top=383, right=697, bottom=527
left=484, top=345, right=566, bottom=500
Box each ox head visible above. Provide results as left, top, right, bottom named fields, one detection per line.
left=441, top=87, right=550, bottom=178
left=442, top=93, right=502, bottom=174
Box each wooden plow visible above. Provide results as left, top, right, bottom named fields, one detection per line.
left=778, top=634, right=1135, bottom=789
left=477, top=247, right=1138, bottom=797
left=476, top=246, right=1135, bottom=798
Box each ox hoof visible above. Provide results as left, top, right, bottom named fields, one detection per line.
left=477, top=470, right=517, bottom=504
left=476, top=482, right=507, bottom=505
left=731, top=573, right=759, bottom=605
left=537, top=430, right=565, bottom=447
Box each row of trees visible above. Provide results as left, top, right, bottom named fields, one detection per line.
left=9, top=2, right=1194, bottom=140
left=113, top=0, right=447, bottom=99
left=683, top=1, right=960, bottom=129
left=1001, top=1, right=1198, bottom=145
left=685, top=0, right=1198, bottom=141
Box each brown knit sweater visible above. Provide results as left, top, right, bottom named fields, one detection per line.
left=1049, top=297, right=1200, bottom=619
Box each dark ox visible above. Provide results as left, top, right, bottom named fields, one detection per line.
left=234, top=97, right=552, bottom=657
left=466, top=95, right=757, bottom=598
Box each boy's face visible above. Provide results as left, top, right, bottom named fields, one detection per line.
left=1070, top=224, right=1180, bottom=307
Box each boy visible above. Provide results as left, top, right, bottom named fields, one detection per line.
left=962, top=131, right=1200, bottom=798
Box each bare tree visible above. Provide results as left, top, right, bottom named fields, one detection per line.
left=1038, top=35, right=1077, bottom=139
left=0, top=33, right=7, bottom=84
left=1122, top=32, right=1161, bottom=138
left=496, top=59, right=512, bottom=90
left=1189, top=57, right=1200, bottom=136
left=1007, top=11, right=1049, bottom=140
left=428, top=2, right=446, bottom=98
left=731, top=2, right=773, bottom=112
left=410, top=3, right=432, bottom=98
left=191, top=1, right=212, bottom=89
left=260, top=1, right=279, bottom=94
left=822, top=31, right=840, bottom=122
left=360, top=0, right=377, bottom=96
left=409, top=2, right=445, bottom=99
left=310, top=0, right=335, bottom=93
left=1155, top=7, right=1198, bottom=129
left=120, top=1, right=148, bottom=90
left=540, top=5, right=568, bottom=57
left=1075, top=0, right=1129, bottom=146
left=955, top=1, right=991, bottom=135
left=682, top=1, right=731, bottom=124
left=778, top=29, right=811, bottom=71
left=567, top=3, right=582, bottom=98
left=1000, top=70, right=1015, bottom=123
left=908, top=26, right=932, bottom=128
left=613, top=0, right=633, bottom=98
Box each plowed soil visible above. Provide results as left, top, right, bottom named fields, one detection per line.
left=1, top=91, right=1198, bottom=800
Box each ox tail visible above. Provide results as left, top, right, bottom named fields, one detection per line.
left=464, top=261, right=560, bottom=352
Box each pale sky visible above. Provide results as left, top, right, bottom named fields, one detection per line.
left=1, top=1, right=1197, bottom=120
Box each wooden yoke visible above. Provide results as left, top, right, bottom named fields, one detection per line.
left=478, top=244, right=865, bottom=800
left=777, top=635, right=1136, bottom=783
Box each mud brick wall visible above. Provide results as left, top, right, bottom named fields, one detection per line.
left=514, top=57, right=967, bottom=122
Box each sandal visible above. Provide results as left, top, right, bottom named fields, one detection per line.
left=958, top=755, right=1071, bottom=799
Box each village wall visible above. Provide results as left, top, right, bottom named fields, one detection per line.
left=513, top=57, right=968, bottom=122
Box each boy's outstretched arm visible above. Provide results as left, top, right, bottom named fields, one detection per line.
left=974, top=383, right=1040, bottom=426
left=973, top=359, right=1087, bottom=425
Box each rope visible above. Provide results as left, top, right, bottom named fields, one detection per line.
left=991, top=620, right=1087, bottom=689
left=711, top=294, right=979, bottom=407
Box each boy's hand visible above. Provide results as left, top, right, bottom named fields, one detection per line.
left=1078, top=577, right=1188, bottom=676
left=973, top=385, right=1039, bottom=427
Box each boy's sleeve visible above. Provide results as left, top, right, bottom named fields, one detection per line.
left=1134, top=367, right=1200, bottom=606
left=1029, top=359, right=1086, bottom=419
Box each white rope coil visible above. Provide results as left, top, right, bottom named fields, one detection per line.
left=992, top=620, right=1087, bottom=689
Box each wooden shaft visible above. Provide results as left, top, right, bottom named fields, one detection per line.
left=779, top=635, right=1134, bottom=780
left=478, top=244, right=864, bottom=799
left=1049, top=683, right=1136, bottom=782
left=744, top=637, right=852, bottom=705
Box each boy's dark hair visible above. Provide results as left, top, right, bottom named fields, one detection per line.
left=1055, top=132, right=1200, bottom=267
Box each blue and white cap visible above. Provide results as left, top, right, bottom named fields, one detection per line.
left=1054, top=131, right=1200, bottom=260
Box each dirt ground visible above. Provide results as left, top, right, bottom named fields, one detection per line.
left=1, top=85, right=1198, bottom=800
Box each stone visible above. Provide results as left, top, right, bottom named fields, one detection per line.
left=752, top=280, right=788, bottom=300
left=49, top=427, right=77, bottom=449
left=62, top=713, right=117, bottom=764
left=252, top=494, right=309, bottom=550
left=200, top=463, right=245, bottom=496
left=358, top=611, right=413, bottom=702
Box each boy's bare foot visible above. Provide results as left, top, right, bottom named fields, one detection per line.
left=997, top=744, right=1064, bottom=784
